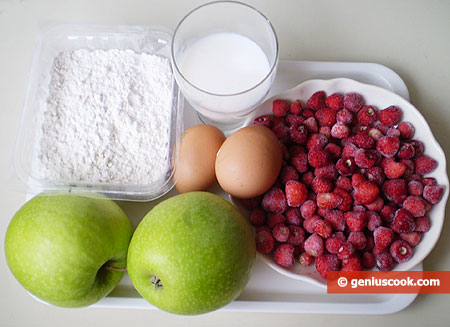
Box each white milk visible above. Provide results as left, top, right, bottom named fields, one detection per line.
left=180, top=32, right=271, bottom=95
left=177, top=32, right=274, bottom=122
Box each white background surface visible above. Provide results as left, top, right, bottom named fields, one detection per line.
left=0, top=0, right=449, bottom=326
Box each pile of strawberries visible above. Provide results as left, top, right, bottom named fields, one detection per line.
left=240, top=90, right=444, bottom=279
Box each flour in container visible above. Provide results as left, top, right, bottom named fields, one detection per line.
left=34, top=48, right=173, bottom=185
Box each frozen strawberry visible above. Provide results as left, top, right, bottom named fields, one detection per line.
left=267, top=213, right=285, bottom=229
left=285, top=180, right=308, bottom=207
left=290, top=100, right=303, bottom=115
left=414, top=155, right=438, bottom=175
left=317, top=207, right=330, bottom=218
left=367, top=211, right=382, bottom=231
left=256, top=229, right=275, bottom=254
left=380, top=203, right=398, bottom=223
left=378, top=106, right=402, bottom=126
left=324, top=209, right=346, bottom=231
left=342, top=143, right=358, bottom=157
left=347, top=232, right=367, bottom=251
left=341, top=255, right=363, bottom=271
left=306, top=133, right=328, bottom=149
left=291, top=153, right=309, bottom=173
left=285, top=207, right=303, bottom=225
left=336, top=157, right=357, bottom=176
left=403, top=195, right=427, bottom=217
left=307, top=91, right=326, bottom=110
left=335, top=176, right=353, bottom=191
left=408, top=180, right=424, bottom=195
left=315, top=164, right=338, bottom=180
left=304, top=233, right=324, bottom=257
left=423, top=185, right=444, bottom=204
left=354, top=180, right=380, bottom=204
left=273, top=99, right=289, bottom=117
left=375, top=252, right=394, bottom=271
left=344, top=211, right=367, bottom=232
left=397, top=121, right=415, bottom=139
left=271, top=122, right=290, bottom=143
left=382, top=179, right=407, bottom=205
left=374, top=123, right=389, bottom=135
left=299, top=252, right=314, bottom=266
left=390, top=240, right=413, bottom=263
left=325, top=232, right=346, bottom=253
left=274, top=244, right=295, bottom=268
left=415, top=216, right=430, bottom=232
left=308, top=146, right=330, bottom=168
left=253, top=115, right=274, bottom=128
left=289, top=144, right=306, bottom=157
left=397, top=143, right=415, bottom=159
left=317, top=192, right=342, bottom=209
left=355, top=131, right=375, bottom=149
left=289, top=123, right=308, bottom=144
left=287, top=225, right=306, bottom=246
left=301, top=171, right=315, bottom=186
left=249, top=207, right=267, bottom=226
left=325, top=93, right=344, bottom=110
left=365, top=197, right=384, bottom=211
left=400, top=231, right=423, bottom=246
left=300, top=200, right=317, bottom=219
left=355, top=149, right=379, bottom=168
left=357, top=105, right=378, bottom=125
left=272, top=223, right=290, bottom=242
left=343, top=92, right=364, bottom=113
left=324, top=143, right=342, bottom=159
left=303, top=215, right=322, bottom=233
left=331, top=123, right=350, bottom=139
left=312, top=219, right=333, bottom=239
left=334, top=188, right=353, bottom=211
left=319, top=126, right=331, bottom=138
left=376, top=136, right=400, bottom=157
left=409, top=140, right=425, bottom=158
left=315, top=108, right=336, bottom=127
left=311, top=176, right=333, bottom=194
left=368, top=127, right=384, bottom=141
left=303, top=116, right=319, bottom=133
left=336, top=108, right=354, bottom=125
left=421, top=177, right=437, bottom=186
left=255, top=226, right=271, bottom=234
left=400, top=159, right=415, bottom=178
left=279, top=166, right=299, bottom=185
left=352, top=173, right=365, bottom=188
left=386, top=127, right=401, bottom=138
left=361, top=252, right=375, bottom=269
left=285, top=114, right=305, bottom=127
left=364, top=234, right=375, bottom=251
left=353, top=204, right=367, bottom=212
left=337, top=241, right=356, bottom=260
left=391, top=208, right=415, bottom=233
left=316, top=254, right=340, bottom=278
left=384, top=160, right=407, bottom=179
left=302, top=108, right=315, bottom=118
left=262, top=188, right=287, bottom=213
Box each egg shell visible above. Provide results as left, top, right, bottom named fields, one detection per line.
left=175, top=124, right=225, bottom=193
left=215, top=125, right=283, bottom=198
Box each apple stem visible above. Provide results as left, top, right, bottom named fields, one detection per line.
left=151, top=275, right=164, bottom=290
left=105, top=266, right=127, bottom=272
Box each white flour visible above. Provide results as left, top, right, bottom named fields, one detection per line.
left=35, top=49, right=173, bottom=185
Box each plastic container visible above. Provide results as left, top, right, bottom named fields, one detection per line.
left=14, top=24, right=184, bottom=201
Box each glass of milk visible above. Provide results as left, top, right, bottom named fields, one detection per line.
left=171, top=1, right=279, bottom=129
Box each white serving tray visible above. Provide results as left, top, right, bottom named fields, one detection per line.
left=91, top=60, right=420, bottom=314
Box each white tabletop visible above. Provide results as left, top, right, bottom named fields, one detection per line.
left=1, top=0, right=449, bottom=326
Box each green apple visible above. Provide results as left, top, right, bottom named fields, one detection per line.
left=127, top=192, right=256, bottom=315
left=4, top=192, right=132, bottom=307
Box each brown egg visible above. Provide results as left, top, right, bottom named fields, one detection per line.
left=174, top=124, right=226, bottom=193
left=215, top=125, right=283, bottom=198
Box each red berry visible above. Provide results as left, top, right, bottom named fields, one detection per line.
left=303, top=116, right=319, bottom=133
left=316, top=254, right=340, bottom=278
left=313, top=219, right=333, bottom=239
left=306, top=133, right=328, bottom=149
left=376, top=136, right=400, bottom=157
left=336, top=157, right=357, bottom=176
left=279, top=166, right=299, bottom=185
left=397, top=121, right=415, bottom=139
left=324, top=209, right=346, bottom=231
left=262, top=188, right=287, bottom=213
left=249, top=207, right=266, bottom=226
left=374, top=226, right=394, bottom=252
left=367, top=211, right=382, bottom=231
left=352, top=173, right=365, bottom=187
left=336, top=108, right=354, bottom=125
left=415, top=216, right=430, bottom=232
left=421, top=177, right=437, bottom=186
left=341, top=255, right=363, bottom=271
left=403, top=195, right=427, bottom=217
left=408, top=180, right=424, bottom=195
left=378, top=106, right=402, bottom=126
left=287, top=225, right=306, bottom=246
left=254, top=115, right=273, bottom=128
left=289, top=144, right=306, bottom=157
left=315, top=108, right=336, bottom=127
left=317, top=192, right=342, bottom=209
left=423, top=185, right=444, bottom=204
left=357, top=105, right=378, bottom=125
left=361, top=252, right=376, bottom=269
left=365, top=196, right=384, bottom=211
left=382, top=179, right=407, bottom=205
left=285, top=180, right=308, bottom=207
left=375, top=252, right=394, bottom=271
left=325, top=232, right=346, bottom=253
left=380, top=203, right=398, bottom=223
left=331, top=123, right=350, bottom=139
left=303, top=215, right=322, bottom=234
left=311, top=176, right=333, bottom=194
left=391, top=208, right=415, bottom=233
left=272, top=223, right=290, bottom=242
left=347, top=232, right=367, bottom=251
left=314, top=164, right=338, bottom=180
left=304, top=233, right=324, bottom=257
left=300, top=200, right=317, bottom=219
left=409, top=140, right=425, bottom=157
left=397, top=142, right=415, bottom=159
left=390, top=240, right=413, bottom=263
left=290, top=100, right=303, bottom=115
left=273, top=99, right=289, bottom=117
left=307, top=91, right=326, bottom=110
left=335, top=176, right=353, bottom=191
left=355, top=149, right=379, bottom=168
left=386, top=127, right=401, bottom=138
left=302, top=108, right=315, bottom=119
left=343, top=93, right=364, bottom=113
left=256, top=230, right=275, bottom=254
left=325, top=93, right=343, bottom=110
left=308, top=146, right=330, bottom=168
left=301, top=171, right=315, bottom=186
left=324, top=143, right=342, bottom=159
left=414, top=155, right=438, bottom=175
left=334, top=188, right=353, bottom=211
left=400, top=231, right=423, bottom=246
left=285, top=114, right=305, bottom=127
left=274, top=243, right=295, bottom=268
left=267, top=213, right=285, bottom=229
left=271, top=122, right=290, bottom=143
left=344, top=211, right=367, bottom=232
left=299, top=252, right=314, bottom=266
left=342, top=143, right=358, bottom=157
left=285, top=207, right=303, bottom=225
left=291, top=153, right=308, bottom=173
left=337, top=241, right=356, bottom=260
left=355, top=131, right=375, bottom=149
left=354, top=180, right=380, bottom=204
left=289, top=123, right=308, bottom=144
left=384, top=160, right=407, bottom=179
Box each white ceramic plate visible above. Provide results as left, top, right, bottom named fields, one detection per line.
left=235, top=78, right=449, bottom=288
